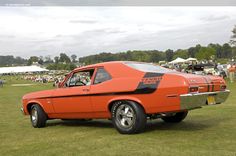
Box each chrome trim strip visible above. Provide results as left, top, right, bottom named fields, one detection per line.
left=180, top=90, right=230, bottom=110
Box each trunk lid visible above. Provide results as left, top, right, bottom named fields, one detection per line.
left=169, top=72, right=225, bottom=92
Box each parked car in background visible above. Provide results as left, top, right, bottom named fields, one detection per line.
left=186, top=64, right=205, bottom=75
left=203, top=64, right=216, bottom=75
left=21, top=61, right=230, bottom=134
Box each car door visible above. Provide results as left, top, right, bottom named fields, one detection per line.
left=52, top=69, right=95, bottom=115
left=90, top=67, right=113, bottom=117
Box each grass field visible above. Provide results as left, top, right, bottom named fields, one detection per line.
left=0, top=76, right=236, bottom=156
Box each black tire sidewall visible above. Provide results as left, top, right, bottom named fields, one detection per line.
left=30, top=104, right=47, bottom=128
left=111, top=101, right=146, bottom=134
left=30, top=106, right=38, bottom=127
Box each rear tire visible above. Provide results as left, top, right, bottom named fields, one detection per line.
left=30, top=104, right=47, bottom=128
left=161, top=111, right=188, bottom=123
left=111, top=101, right=146, bottom=134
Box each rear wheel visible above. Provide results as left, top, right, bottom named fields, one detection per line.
left=111, top=101, right=146, bottom=134
left=30, top=104, right=47, bottom=128
left=161, top=111, right=188, bottom=123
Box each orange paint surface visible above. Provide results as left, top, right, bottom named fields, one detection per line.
left=22, top=61, right=227, bottom=119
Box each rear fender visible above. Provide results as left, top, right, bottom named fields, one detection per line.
left=107, top=96, right=144, bottom=112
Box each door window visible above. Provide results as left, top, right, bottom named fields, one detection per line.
left=66, top=69, right=94, bottom=87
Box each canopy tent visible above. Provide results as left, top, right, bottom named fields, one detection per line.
left=0, top=66, right=49, bottom=74
left=169, top=57, right=186, bottom=64
left=186, top=58, right=197, bottom=61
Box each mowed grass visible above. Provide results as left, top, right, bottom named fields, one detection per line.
left=0, top=76, right=236, bottom=156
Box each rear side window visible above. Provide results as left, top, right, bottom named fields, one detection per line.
left=94, top=68, right=111, bottom=84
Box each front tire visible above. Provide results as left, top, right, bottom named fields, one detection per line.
left=161, top=111, right=188, bottom=123
left=111, top=101, right=146, bottom=134
left=30, top=104, right=47, bottom=128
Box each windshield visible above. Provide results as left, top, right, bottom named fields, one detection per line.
left=124, top=62, right=173, bottom=73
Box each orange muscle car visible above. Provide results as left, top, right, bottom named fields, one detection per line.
left=21, top=61, right=230, bottom=134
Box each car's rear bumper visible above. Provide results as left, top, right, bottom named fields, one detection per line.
left=180, top=90, right=230, bottom=110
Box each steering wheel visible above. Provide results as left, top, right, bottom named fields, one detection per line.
left=75, top=80, right=86, bottom=86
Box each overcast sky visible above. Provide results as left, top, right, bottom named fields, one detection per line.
left=0, top=7, right=235, bottom=58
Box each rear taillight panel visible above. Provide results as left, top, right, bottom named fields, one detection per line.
left=220, top=85, right=227, bottom=91
left=189, top=86, right=199, bottom=93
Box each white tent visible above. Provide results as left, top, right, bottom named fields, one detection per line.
left=169, top=57, right=186, bottom=64
left=0, top=66, right=49, bottom=74
left=186, top=58, right=197, bottom=61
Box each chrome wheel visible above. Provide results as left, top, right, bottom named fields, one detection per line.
left=111, top=101, right=147, bottom=134
left=30, top=104, right=47, bottom=128
left=116, top=104, right=135, bottom=129
left=31, top=108, right=38, bottom=123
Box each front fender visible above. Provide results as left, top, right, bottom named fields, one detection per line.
left=25, top=99, right=45, bottom=115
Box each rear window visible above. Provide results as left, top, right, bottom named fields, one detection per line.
left=124, top=62, right=173, bottom=73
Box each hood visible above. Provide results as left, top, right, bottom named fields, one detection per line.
left=22, top=89, right=53, bottom=100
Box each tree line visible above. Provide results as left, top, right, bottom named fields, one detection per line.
left=0, top=53, right=77, bottom=70
left=0, top=43, right=235, bottom=69
left=79, top=43, right=236, bottom=65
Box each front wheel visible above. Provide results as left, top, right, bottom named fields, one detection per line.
left=161, top=111, right=188, bottom=123
left=30, top=104, right=47, bottom=128
left=111, top=101, right=146, bottom=134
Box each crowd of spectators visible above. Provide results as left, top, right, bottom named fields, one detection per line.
left=22, top=74, right=65, bottom=86
left=162, top=61, right=236, bottom=82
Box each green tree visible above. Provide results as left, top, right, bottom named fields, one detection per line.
left=208, top=43, right=222, bottom=58
left=222, top=43, right=232, bottom=58
left=27, top=56, right=39, bottom=65
left=188, top=47, right=195, bottom=58
left=54, top=56, right=59, bottom=64
left=165, top=49, right=174, bottom=61
left=132, top=51, right=150, bottom=62
left=195, top=47, right=216, bottom=60
left=173, top=49, right=188, bottom=59
left=71, top=54, right=77, bottom=63
left=149, top=50, right=165, bottom=62
left=59, top=53, right=71, bottom=63
left=38, top=58, right=44, bottom=65
left=230, top=25, right=236, bottom=46
left=44, top=55, right=53, bottom=64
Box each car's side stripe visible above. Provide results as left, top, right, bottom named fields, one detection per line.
left=203, top=77, right=210, bottom=92
left=35, top=90, right=152, bottom=99
left=35, top=72, right=164, bottom=100
left=134, top=72, right=164, bottom=94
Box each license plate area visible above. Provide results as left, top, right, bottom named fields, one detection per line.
left=207, top=96, right=216, bottom=105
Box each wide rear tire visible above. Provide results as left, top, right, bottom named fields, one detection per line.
left=111, top=101, right=146, bottom=134
left=161, top=111, right=188, bottom=123
left=30, top=104, right=47, bottom=128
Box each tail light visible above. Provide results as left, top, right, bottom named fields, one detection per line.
left=189, top=86, right=199, bottom=93
left=220, top=85, right=226, bottom=91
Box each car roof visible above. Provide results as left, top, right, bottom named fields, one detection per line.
left=74, top=61, right=154, bottom=71
left=73, top=61, right=125, bottom=71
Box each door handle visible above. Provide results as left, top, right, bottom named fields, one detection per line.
left=82, top=89, right=90, bottom=92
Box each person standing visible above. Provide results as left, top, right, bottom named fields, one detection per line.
left=228, top=64, right=236, bottom=83
left=0, top=80, right=3, bottom=87
left=233, top=63, right=236, bottom=81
